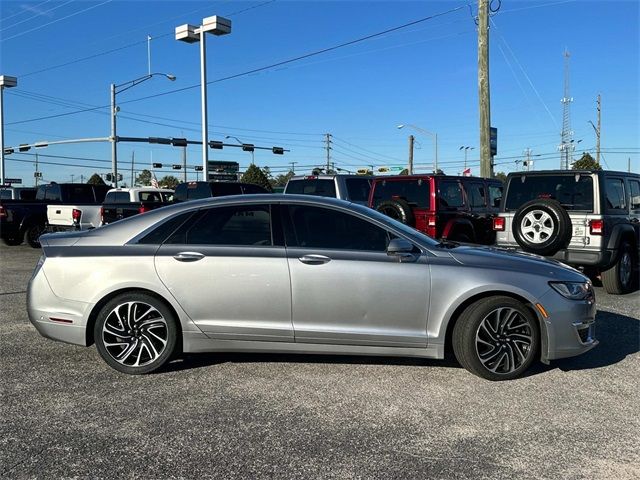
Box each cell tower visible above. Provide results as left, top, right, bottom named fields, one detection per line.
left=558, top=49, right=574, bottom=169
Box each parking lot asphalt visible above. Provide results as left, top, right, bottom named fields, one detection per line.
left=1, top=243, right=638, bottom=479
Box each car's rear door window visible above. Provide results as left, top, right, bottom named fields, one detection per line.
left=467, top=183, right=486, bottom=207
left=605, top=178, right=626, bottom=211
left=345, top=178, right=371, bottom=202
left=488, top=184, right=503, bottom=208
left=505, top=175, right=594, bottom=211
left=370, top=179, right=430, bottom=208
left=438, top=181, right=464, bottom=209
left=139, top=192, right=163, bottom=203
left=167, top=205, right=272, bottom=246
left=285, top=205, right=389, bottom=251
left=629, top=179, right=640, bottom=210
left=286, top=179, right=337, bottom=198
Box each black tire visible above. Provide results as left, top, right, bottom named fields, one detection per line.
left=512, top=199, right=572, bottom=256
left=25, top=223, right=45, bottom=248
left=452, top=296, right=539, bottom=381
left=376, top=199, right=415, bottom=226
left=601, top=241, right=636, bottom=294
left=94, top=292, right=178, bottom=375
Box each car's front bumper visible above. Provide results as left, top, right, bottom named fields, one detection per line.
left=538, top=287, right=598, bottom=361
left=27, top=265, right=92, bottom=347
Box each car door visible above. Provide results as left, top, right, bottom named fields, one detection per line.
left=154, top=203, right=293, bottom=342
left=283, top=203, right=430, bottom=348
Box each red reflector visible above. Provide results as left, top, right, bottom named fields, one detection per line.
left=493, top=217, right=505, bottom=231
left=72, top=208, right=82, bottom=223
left=138, top=205, right=148, bottom=214
left=427, top=215, right=437, bottom=227
left=99, top=207, right=104, bottom=224
left=0, top=206, right=6, bottom=218
left=589, top=219, right=604, bottom=235
left=49, top=317, right=73, bottom=324
left=304, top=176, right=318, bottom=180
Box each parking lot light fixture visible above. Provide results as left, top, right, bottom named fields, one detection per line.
left=176, top=16, right=232, bottom=182
left=0, top=75, right=18, bottom=186
left=111, top=72, right=176, bottom=187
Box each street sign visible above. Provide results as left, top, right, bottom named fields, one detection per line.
left=208, top=161, right=239, bottom=174
left=208, top=173, right=238, bottom=182
left=490, top=127, right=498, bottom=156
left=4, top=178, right=22, bottom=184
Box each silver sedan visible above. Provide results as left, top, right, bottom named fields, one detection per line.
left=28, top=195, right=597, bottom=380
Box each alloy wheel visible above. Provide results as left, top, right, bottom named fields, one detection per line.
left=619, top=251, right=632, bottom=288
left=101, top=301, right=168, bottom=367
left=475, top=307, right=533, bottom=375
left=520, top=210, right=555, bottom=244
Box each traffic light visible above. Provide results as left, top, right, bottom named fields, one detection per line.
left=171, top=138, right=188, bottom=147
left=241, top=143, right=255, bottom=152
left=208, top=141, right=223, bottom=149
left=172, top=165, right=182, bottom=170
left=194, top=166, right=203, bottom=171
left=19, top=144, right=30, bottom=152
left=152, top=163, right=163, bottom=168
left=272, top=147, right=284, bottom=155
left=105, top=174, right=113, bottom=182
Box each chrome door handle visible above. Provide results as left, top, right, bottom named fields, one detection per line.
left=173, top=252, right=205, bottom=262
left=298, top=254, right=331, bottom=265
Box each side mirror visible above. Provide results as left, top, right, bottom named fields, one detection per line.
left=387, top=238, right=414, bottom=256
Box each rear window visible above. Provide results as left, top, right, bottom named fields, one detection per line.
left=345, top=178, right=371, bottom=202
left=505, top=175, right=594, bottom=211
left=174, top=182, right=211, bottom=202
left=105, top=191, right=130, bottom=203
left=240, top=184, right=268, bottom=194
left=286, top=179, right=337, bottom=198
left=64, top=185, right=97, bottom=203
left=139, top=191, right=164, bottom=203
left=371, top=178, right=431, bottom=209
left=211, top=183, right=242, bottom=197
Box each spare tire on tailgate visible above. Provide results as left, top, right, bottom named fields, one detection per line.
left=376, top=199, right=415, bottom=227
left=512, top=199, right=571, bottom=256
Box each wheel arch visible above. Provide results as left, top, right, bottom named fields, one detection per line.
left=442, top=290, right=549, bottom=363
left=442, top=218, right=475, bottom=241
left=86, top=287, right=183, bottom=352
left=606, top=224, right=637, bottom=251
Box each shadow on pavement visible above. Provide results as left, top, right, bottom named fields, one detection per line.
left=162, top=309, right=639, bottom=375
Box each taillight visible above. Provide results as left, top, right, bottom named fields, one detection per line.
left=426, top=214, right=437, bottom=238
left=72, top=208, right=82, bottom=224
left=99, top=207, right=104, bottom=224
left=427, top=215, right=437, bottom=228
left=138, top=205, right=149, bottom=214
left=0, top=205, right=6, bottom=219
left=589, top=219, right=604, bottom=235
left=493, top=217, right=505, bottom=231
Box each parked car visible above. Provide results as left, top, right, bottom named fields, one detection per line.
left=369, top=175, right=503, bottom=244
left=173, top=181, right=267, bottom=203
left=0, top=186, right=37, bottom=201
left=493, top=169, right=640, bottom=294
left=29, top=195, right=597, bottom=380
left=0, top=182, right=110, bottom=247
left=284, top=174, right=373, bottom=205
left=100, top=187, right=174, bottom=225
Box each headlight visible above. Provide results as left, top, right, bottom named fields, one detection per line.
left=549, top=281, right=592, bottom=300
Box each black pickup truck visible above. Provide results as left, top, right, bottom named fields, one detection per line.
left=0, top=183, right=110, bottom=247
left=173, top=181, right=268, bottom=202
left=100, top=187, right=174, bottom=225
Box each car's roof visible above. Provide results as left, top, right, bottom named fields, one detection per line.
left=371, top=174, right=498, bottom=182
left=288, top=174, right=372, bottom=180
left=507, top=169, right=638, bottom=177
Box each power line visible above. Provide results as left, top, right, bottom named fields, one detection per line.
left=0, top=0, right=73, bottom=33
left=0, top=0, right=54, bottom=23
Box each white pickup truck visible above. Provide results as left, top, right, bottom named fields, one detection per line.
left=46, top=187, right=173, bottom=232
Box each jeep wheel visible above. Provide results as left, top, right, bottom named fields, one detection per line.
left=512, top=199, right=571, bottom=256
left=602, top=241, right=636, bottom=294
left=376, top=199, right=415, bottom=227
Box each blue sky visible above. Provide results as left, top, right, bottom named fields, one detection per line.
left=1, top=0, right=638, bottom=185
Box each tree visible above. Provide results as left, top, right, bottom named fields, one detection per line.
left=242, top=164, right=273, bottom=192
left=136, top=169, right=152, bottom=186
left=572, top=152, right=601, bottom=171
left=494, top=171, right=508, bottom=182
left=273, top=170, right=295, bottom=188
left=87, top=173, right=106, bottom=185
left=158, top=175, right=180, bottom=189
left=399, top=168, right=409, bottom=175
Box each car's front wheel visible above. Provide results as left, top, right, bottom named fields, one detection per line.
left=94, top=292, right=178, bottom=374
left=453, top=296, right=539, bottom=381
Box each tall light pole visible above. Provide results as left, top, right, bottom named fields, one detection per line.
left=0, top=75, right=18, bottom=186
left=397, top=124, right=438, bottom=173
left=459, top=146, right=474, bottom=171
left=176, top=16, right=232, bottom=182
left=111, top=72, right=175, bottom=187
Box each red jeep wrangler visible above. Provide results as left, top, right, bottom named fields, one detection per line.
left=368, top=175, right=503, bottom=244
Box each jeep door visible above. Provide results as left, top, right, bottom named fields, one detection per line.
left=283, top=203, right=430, bottom=348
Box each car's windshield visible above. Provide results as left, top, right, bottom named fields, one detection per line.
left=505, top=175, right=594, bottom=211
left=371, top=178, right=431, bottom=208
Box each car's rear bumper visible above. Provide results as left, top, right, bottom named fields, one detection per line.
left=44, top=224, right=80, bottom=234
left=495, top=242, right=616, bottom=269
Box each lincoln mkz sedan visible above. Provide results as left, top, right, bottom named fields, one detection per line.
left=28, top=195, right=598, bottom=380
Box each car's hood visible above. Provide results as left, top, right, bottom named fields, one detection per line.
left=445, top=245, right=587, bottom=282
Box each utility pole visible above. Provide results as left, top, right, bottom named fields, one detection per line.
left=596, top=94, right=601, bottom=164
left=559, top=49, right=574, bottom=170
left=182, top=146, right=187, bottom=182
left=478, top=0, right=492, bottom=178
left=71, top=174, right=75, bottom=183
left=131, top=151, right=135, bottom=187
left=80, top=174, right=84, bottom=183
left=289, top=161, right=297, bottom=174
left=325, top=133, right=332, bottom=171
left=524, top=148, right=532, bottom=171
left=408, top=135, right=414, bottom=175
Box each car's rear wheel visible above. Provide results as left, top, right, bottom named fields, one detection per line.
left=94, top=292, right=178, bottom=374
left=601, top=241, right=636, bottom=294
left=25, top=223, right=45, bottom=248
left=453, top=296, right=539, bottom=381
